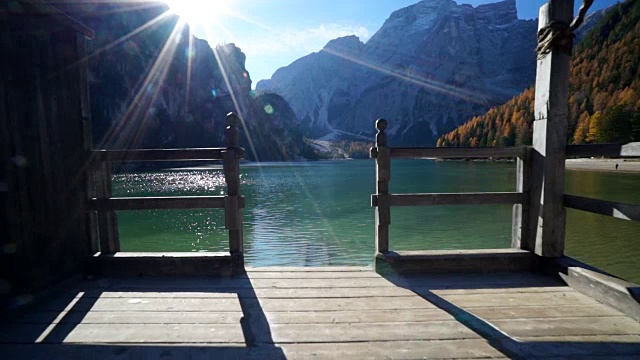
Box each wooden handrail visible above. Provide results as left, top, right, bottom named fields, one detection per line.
left=564, top=194, right=640, bottom=222
left=371, top=192, right=527, bottom=207
left=371, top=142, right=640, bottom=160
left=91, top=148, right=244, bottom=162
left=566, top=142, right=640, bottom=158
left=89, top=196, right=246, bottom=211
left=371, top=146, right=527, bottom=159
left=370, top=142, right=640, bottom=160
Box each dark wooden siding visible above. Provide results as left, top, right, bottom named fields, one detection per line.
left=0, top=8, right=92, bottom=309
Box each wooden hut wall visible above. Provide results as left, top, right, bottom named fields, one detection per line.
left=1, top=12, right=91, bottom=308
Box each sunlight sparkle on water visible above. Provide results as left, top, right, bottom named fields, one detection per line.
left=115, top=171, right=227, bottom=196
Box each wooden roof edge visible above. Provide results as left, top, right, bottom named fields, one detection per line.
left=18, top=0, right=95, bottom=39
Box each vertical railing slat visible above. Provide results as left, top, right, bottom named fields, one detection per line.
left=96, top=161, right=119, bottom=253
left=86, top=162, right=99, bottom=254
left=512, top=147, right=532, bottom=250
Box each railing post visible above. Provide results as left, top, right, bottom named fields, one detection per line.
left=372, top=119, right=390, bottom=254
left=86, top=160, right=99, bottom=254
left=77, top=34, right=99, bottom=255
left=223, top=113, right=243, bottom=257
left=512, top=147, right=532, bottom=249
left=96, top=161, right=119, bottom=254
left=527, top=0, right=574, bottom=256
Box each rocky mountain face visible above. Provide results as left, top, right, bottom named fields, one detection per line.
left=62, top=2, right=312, bottom=161
left=257, top=0, right=538, bottom=145
left=437, top=0, right=638, bottom=147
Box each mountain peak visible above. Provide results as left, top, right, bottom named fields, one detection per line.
left=322, top=35, right=364, bottom=53
left=259, top=0, right=537, bottom=146
left=385, top=0, right=518, bottom=27
left=386, top=0, right=454, bottom=23
left=476, top=0, right=518, bottom=24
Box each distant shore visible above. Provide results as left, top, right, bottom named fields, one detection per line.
left=158, top=158, right=640, bottom=173
left=566, top=158, right=640, bottom=173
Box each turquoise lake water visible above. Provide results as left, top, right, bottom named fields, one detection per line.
left=113, top=160, right=640, bottom=283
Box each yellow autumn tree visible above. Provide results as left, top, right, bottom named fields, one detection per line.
left=586, top=111, right=603, bottom=143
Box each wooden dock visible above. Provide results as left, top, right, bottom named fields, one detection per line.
left=2, top=267, right=640, bottom=359
left=3, top=1, right=640, bottom=359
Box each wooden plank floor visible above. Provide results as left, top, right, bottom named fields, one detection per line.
left=1, top=267, right=640, bottom=359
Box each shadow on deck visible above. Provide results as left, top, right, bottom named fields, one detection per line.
left=1, top=267, right=640, bottom=359
left=0, top=272, right=284, bottom=359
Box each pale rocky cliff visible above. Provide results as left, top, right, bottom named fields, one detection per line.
left=257, top=0, right=538, bottom=145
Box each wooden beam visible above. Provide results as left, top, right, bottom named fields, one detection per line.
left=512, top=150, right=532, bottom=249
left=90, top=148, right=244, bottom=162
left=90, top=252, right=236, bottom=277
left=21, top=0, right=95, bottom=39
left=527, top=0, right=574, bottom=257
left=376, top=249, right=536, bottom=275
left=564, top=195, right=640, bottom=222
left=371, top=192, right=527, bottom=207
left=89, top=196, right=246, bottom=211
left=389, top=146, right=527, bottom=159
left=566, top=142, right=640, bottom=158
left=76, top=31, right=98, bottom=255
left=560, top=266, right=640, bottom=321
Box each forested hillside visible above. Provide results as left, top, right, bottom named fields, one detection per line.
left=437, top=0, right=640, bottom=147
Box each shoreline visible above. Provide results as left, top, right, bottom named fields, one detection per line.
left=566, top=158, right=640, bottom=173
left=151, top=158, right=640, bottom=174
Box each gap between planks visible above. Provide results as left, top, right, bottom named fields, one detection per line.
left=20, top=286, right=603, bottom=316
left=9, top=306, right=630, bottom=326
left=3, top=319, right=638, bottom=344
left=49, top=285, right=574, bottom=300
left=28, top=292, right=606, bottom=314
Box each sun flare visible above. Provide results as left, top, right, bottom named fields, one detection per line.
left=165, top=0, right=230, bottom=25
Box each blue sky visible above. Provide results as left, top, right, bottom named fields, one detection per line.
left=175, top=0, right=620, bottom=86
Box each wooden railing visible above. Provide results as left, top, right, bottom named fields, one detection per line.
left=369, top=119, right=530, bottom=254
left=564, top=142, right=640, bottom=222
left=370, top=119, right=640, bottom=256
left=87, top=113, right=245, bottom=256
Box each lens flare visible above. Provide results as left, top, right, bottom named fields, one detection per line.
left=165, top=0, right=230, bottom=25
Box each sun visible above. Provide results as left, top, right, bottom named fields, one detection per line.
left=165, top=0, right=230, bottom=25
